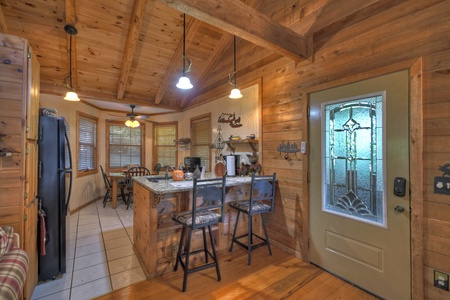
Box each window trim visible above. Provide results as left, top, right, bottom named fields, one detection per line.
left=190, top=113, right=211, bottom=171
left=76, top=111, right=98, bottom=177
left=153, top=121, right=178, bottom=168
left=106, top=120, right=146, bottom=172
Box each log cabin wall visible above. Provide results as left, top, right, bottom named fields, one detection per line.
left=193, top=1, right=449, bottom=298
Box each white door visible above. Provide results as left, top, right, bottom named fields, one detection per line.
left=309, top=70, right=411, bottom=299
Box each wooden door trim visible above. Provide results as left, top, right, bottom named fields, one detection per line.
left=303, top=57, right=423, bottom=299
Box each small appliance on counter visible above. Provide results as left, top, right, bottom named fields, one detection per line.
left=183, top=156, right=201, bottom=172
left=224, top=154, right=240, bottom=176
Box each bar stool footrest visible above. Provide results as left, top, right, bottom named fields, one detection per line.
left=232, top=233, right=269, bottom=251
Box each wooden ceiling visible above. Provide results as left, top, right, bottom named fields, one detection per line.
left=0, top=0, right=309, bottom=114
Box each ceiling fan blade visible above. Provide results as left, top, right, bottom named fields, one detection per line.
left=106, top=114, right=125, bottom=119
left=135, top=115, right=149, bottom=119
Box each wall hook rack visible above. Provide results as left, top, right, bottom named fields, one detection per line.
left=277, top=140, right=300, bottom=159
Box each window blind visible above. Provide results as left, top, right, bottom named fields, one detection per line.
left=191, top=117, right=210, bottom=171
left=109, top=125, right=142, bottom=168
left=154, top=124, right=176, bottom=167
left=78, top=116, right=97, bottom=172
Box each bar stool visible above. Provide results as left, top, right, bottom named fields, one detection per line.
left=229, top=172, right=276, bottom=265
left=172, top=175, right=226, bottom=292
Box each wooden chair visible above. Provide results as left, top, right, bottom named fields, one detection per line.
left=172, top=176, right=226, bottom=292
left=229, top=172, right=276, bottom=265
left=100, top=165, right=126, bottom=208
left=125, top=166, right=151, bottom=210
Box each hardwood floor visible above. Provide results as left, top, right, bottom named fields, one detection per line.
left=94, top=246, right=379, bottom=299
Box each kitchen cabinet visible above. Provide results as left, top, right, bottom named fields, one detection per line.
left=0, top=33, right=40, bottom=299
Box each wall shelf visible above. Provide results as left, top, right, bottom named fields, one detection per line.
left=225, top=139, right=258, bottom=153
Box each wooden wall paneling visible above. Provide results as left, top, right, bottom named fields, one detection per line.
left=302, top=4, right=450, bottom=90
left=425, top=249, right=450, bottom=274
left=314, top=0, right=443, bottom=51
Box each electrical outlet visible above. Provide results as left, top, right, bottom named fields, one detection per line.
left=434, top=270, right=449, bottom=291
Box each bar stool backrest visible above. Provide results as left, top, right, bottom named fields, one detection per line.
left=191, top=176, right=226, bottom=229
left=249, top=173, right=277, bottom=214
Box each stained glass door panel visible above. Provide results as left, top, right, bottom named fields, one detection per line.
left=323, top=95, right=385, bottom=226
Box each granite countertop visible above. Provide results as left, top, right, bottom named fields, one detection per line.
left=132, top=173, right=252, bottom=194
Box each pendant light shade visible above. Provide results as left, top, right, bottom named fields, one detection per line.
left=228, top=35, right=242, bottom=99
left=229, top=88, right=243, bottom=99
left=64, top=91, right=80, bottom=101
left=177, top=14, right=193, bottom=90
left=176, top=75, right=193, bottom=89
left=64, top=25, right=80, bottom=101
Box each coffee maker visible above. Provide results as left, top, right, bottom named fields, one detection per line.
left=183, top=156, right=201, bottom=172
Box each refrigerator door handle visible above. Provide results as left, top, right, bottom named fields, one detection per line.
left=64, top=129, right=73, bottom=216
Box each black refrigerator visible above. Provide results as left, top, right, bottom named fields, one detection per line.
left=37, top=115, right=73, bottom=281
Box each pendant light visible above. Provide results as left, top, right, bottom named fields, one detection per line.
left=176, top=14, right=193, bottom=89
left=228, top=35, right=243, bottom=99
left=63, top=24, right=80, bottom=101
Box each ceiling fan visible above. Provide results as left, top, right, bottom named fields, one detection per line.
left=125, top=105, right=148, bottom=127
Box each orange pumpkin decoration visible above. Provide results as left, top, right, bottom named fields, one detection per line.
left=172, top=170, right=184, bottom=181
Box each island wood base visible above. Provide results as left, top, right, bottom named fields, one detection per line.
left=132, top=180, right=262, bottom=279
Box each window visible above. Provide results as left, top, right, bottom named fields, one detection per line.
left=77, top=112, right=98, bottom=176
left=323, top=94, right=384, bottom=226
left=154, top=123, right=177, bottom=167
left=191, top=114, right=211, bottom=171
left=107, top=122, right=145, bottom=170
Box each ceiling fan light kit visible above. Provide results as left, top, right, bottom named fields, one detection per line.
left=124, top=104, right=147, bottom=127
left=63, top=24, right=80, bottom=101
left=125, top=119, right=140, bottom=128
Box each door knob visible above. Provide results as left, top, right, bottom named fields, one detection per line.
left=394, top=204, right=405, bottom=214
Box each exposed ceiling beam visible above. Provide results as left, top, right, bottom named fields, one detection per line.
left=154, top=15, right=200, bottom=105
left=157, top=0, right=309, bottom=62
left=0, top=6, right=9, bottom=33
left=116, top=0, right=152, bottom=100
left=65, top=0, right=78, bottom=92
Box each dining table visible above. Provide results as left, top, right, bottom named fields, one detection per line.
left=108, top=172, right=126, bottom=209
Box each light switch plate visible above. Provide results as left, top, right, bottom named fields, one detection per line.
left=301, top=141, right=307, bottom=154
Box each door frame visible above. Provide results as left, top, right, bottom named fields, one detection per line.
left=302, top=58, right=423, bottom=298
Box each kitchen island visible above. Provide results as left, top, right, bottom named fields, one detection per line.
left=131, top=174, right=260, bottom=279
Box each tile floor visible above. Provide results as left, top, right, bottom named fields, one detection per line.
left=31, top=199, right=146, bottom=300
